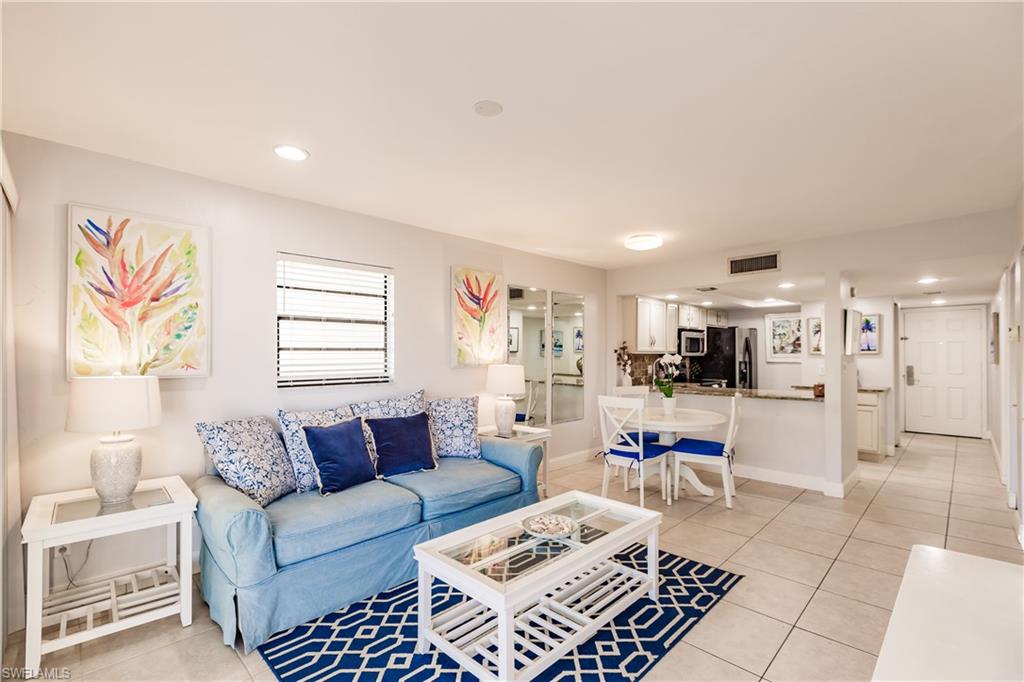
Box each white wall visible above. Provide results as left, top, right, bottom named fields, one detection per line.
left=4, top=133, right=608, bottom=580
left=726, top=306, right=802, bottom=390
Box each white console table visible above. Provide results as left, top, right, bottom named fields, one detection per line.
left=20, top=476, right=197, bottom=672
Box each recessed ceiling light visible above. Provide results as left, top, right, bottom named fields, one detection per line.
left=665, top=294, right=679, bottom=300
left=574, top=312, right=583, bottom=317
left=474, top=100, right=504, bottom=117
left=624, top=233, right=663, bottom=251
left=528, top=287, right=538, bottom=292
left=778, top=282, right=795, bottom=289
left=764, top=297, right=777, bottom=303
left=917, top=276, right=939, bottom=284
left=527, top=305, right=537, bottom=311
left=274, top=145, right=309, bottom=161
left=931, top=299, right=947, bottom=305
left=701, top=301, right=713, bottom=306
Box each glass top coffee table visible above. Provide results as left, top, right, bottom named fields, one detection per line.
left=413, top=490, right=662, bottom=681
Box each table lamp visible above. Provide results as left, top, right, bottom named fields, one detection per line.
left=66, top=375, right=162, bottom=505
left=486, top=364, right=525, bottom=438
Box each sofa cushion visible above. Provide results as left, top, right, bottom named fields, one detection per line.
left=428, top=396, right=481, bottom=458
left=349, top=389, right=426, bottom=419
left=388, top=458, right=521, bottom=520
left=366, top=412, right=437, bottom=478
left=303, top=418, right=377, bottom=494
left=265, top=480, right=421, bottom=566
left=195, top=417, right=296, bottom=506
left=277, top=406, right=353, bottom=493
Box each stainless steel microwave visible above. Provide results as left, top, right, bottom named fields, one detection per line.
left=678, top=329, right=706, bottom=356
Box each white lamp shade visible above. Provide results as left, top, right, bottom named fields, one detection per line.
left=66, top=376, right=162, bottom=433
left=486, top=363, right=526, bottom=396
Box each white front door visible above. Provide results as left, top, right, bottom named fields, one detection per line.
left=904, top=306, right=984, bottom=437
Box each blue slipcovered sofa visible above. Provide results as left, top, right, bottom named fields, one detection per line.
left=194, top=437, right=543, bottom=651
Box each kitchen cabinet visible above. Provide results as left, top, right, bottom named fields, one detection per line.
left=679, top=304, right=707, bottom=330
left=709, top=310, right=729, bottom=326
left=622, top=296, right=668, bottom=353
left=666, top=304, right=679, bottom=352
left=856, top=391, right=888, bottom=462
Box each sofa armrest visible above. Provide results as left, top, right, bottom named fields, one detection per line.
left=480, top=438, right=543, bottom=494
left=193, top=476, right=277, bottom=587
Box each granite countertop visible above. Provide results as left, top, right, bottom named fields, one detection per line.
left=660, top=383, right=823, bottom=402
left=791, top=384, right=891, bottom=393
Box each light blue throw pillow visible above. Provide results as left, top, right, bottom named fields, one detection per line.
left=277, top=406, right=353, bottom=493
left=428, top=396, right=481, bottom=458
left=195, top=417, right=296, bottom=506
left=349, top=389, right=426, bottom=419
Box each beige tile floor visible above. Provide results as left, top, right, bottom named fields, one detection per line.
left=6, top=433, right=1020, bottom=681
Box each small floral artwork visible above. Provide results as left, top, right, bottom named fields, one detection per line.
left=860, top=314, right=880, bottom=354
left=766, top=313, right=802, bottom=363
left=67, top=204, right=210, bottom=378
left=808, top=317, right=824, bottom=355
left=451, top=266, right=506, bottom=367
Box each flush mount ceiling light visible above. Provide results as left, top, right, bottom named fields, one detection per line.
left=931, top=299, right=947, bottom=305
left=778, top=282, right=795, bottom=289
left=764, top=297, right=777, bottom=303
left=624, top=234, right=663, bottom=251
left=917, top=276, right=939, bottom=284
left=701, top=301, right=713, bottom=306
left=665, top=294, right=679, bottom=300
left=274, top=145, right=309, bottom=161
left=527, top=305, right=537, bottom=311
left=474, top=100, right=504, bottom=117
left=574, top=312, right=583, bottom=317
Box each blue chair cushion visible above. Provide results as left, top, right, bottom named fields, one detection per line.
left=624, top=431, right=659, bottom=444
left=388, top=458, right=521, bottom=520
left=672, top=438, right=726, bottom=457
left=607, top=442, right=671, bottom=459
left=265, top=480, right=422, bottom=566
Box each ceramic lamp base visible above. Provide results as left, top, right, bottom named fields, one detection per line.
left=91, top=435, right=142, bottom=505
left=494, top=395, right=516, bottom=438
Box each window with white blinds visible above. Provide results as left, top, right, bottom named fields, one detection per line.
left=276, top=253, right=394, bottom=387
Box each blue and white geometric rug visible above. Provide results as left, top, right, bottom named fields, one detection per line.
left=258, top=544, right=742, bottom=682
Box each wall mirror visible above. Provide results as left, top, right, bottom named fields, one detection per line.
left=551, top=291, right=584, bottom=423
left=507, top=285, right=547, bottom=425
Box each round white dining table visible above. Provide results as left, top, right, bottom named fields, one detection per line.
left=621, top=406, right=728, bottom=499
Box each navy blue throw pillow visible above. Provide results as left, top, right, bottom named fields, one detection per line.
left=365, top=412, right=436, bottom=478
left=302, top=419, right=377, bottom=494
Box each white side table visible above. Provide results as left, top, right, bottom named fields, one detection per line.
left=20, top=476, right=197, bottom=672
left=480, top=424, right=552, bottom=496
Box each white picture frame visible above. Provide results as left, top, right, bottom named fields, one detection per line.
left=765, top=313, right=802, bottom=363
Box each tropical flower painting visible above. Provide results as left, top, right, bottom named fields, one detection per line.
left=860, top=314, right=880, bottom=354
left=67, top=204, right=210, bottom=378
left=765, top=313, right=802, bottom=363
left=451, top=266, right=506, bottom=367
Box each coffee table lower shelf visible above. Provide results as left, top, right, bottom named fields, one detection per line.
left=420, top=559, right=655, bottom=682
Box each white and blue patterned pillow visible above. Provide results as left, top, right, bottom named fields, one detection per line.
left=427, top=396, right=482, bottom=458
left=195, top=417, right=297, bottom=506
left=277, top=406, right=354, bottom=493
left=349, top=389, right=426, bottom=419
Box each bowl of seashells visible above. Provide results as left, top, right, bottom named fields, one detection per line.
left=521, top=513, right=579, bottom=540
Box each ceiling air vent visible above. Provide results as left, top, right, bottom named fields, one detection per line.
left=509, top=287, right=524, bottom=300
left=695, top=286, right=718, bottom=293
left=729, top=251, right=780, bottom=276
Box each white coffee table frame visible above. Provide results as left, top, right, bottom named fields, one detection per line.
left=413, top=490, right=662, bottom=682
left=20, top=476, right=197, bottom=672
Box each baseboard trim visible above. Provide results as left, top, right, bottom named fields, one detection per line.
left=548, top=447, right=599, bottom=472
left=821, top=470, right=860, bottom=499
left=728, top=463, right=827, bottom=495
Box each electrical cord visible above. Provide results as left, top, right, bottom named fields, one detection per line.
left=61, top=539, right=93, bottom=589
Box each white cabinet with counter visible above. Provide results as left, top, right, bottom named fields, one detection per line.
left=623, top=296, right=669, bottom=353
left=679, top=303, right=707, bottom=330
left=856, top=390, right=890, bottom=461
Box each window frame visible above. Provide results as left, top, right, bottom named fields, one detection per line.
left=275, top=251, right=395, bottom=388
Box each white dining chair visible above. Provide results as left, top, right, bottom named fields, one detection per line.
left=598, top=395, right=670, bottom=509
left=612, top=385, right=650, bottom=400
left=672, top=393, right=741, bottom=508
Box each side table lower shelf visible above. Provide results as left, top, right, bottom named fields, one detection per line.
left=40, top=562, right=183, bottom=654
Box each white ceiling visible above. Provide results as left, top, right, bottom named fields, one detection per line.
left=4, top=3, right=1022, bottom=269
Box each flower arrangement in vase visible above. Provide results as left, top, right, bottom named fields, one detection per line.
left=614, top=342, right=632, bottom=386
left=654, top=353, right=683, bottom=414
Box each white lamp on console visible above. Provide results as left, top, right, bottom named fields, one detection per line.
left=66, top=375, right=162, bottom=505
left=486, top=363, right=525, bottom=438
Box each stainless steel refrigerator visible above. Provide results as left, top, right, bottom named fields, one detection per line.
left=702, top=326, right=758, bottom=389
